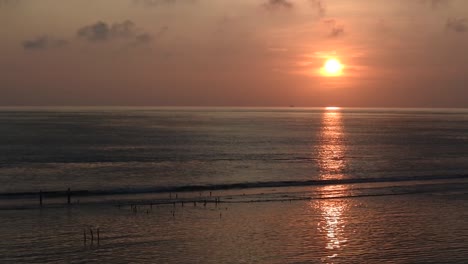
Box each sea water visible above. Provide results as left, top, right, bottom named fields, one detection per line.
left=1, top=107, right=468, bottom=263
left=1, top=107, right=468, bottom=194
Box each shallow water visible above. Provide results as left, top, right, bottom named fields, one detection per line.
left=1, top=187, right=468, bottom=263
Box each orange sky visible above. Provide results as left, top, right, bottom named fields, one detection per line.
left=1, top=0, right=468, bottom=107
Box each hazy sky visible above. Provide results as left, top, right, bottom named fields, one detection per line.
left=1, top=0, right=468, bottom=107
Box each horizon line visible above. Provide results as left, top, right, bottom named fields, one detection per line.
left=0, top=105, right=467, bottom=110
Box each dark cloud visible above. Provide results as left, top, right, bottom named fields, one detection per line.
left=154, top=26, right=169, bottom=38
left=77, top=20, right=155, bottom=44
left=132, top=26, right=167, bottom=46
left=21, top=20, right=156, bottom=51
left=77, top=20, right=135, bottom=41
left=309, top=0, right=325, bottom=17
left=77, top=21, right=109, bottom=41
left=23, top=36, right=48, bottom=50
left=22, top=36, right=68, bottom=50
left=110, top=20, right=136, bottom=38
left=446, top=18, right=467, bottom=33
left=135, top=33, right=152, bottom=43
left=263, top=0, right=293, bottom=10
left=324, top=19, right=345, bottom=38
left=329, top=26, right=344, bottom=37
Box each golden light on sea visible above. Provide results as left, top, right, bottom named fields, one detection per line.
left=325, top=106, right=341, bottom=111
left=314, top=109, right=349, bottom=260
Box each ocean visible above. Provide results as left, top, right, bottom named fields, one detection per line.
left=1, top=107, right=468, bottom=263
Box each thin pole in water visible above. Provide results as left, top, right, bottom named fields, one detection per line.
left=67, top=188, right=71, bottom=205
left=83, top=229, right=87, bottom=246
left=39, top=190, right=43, bottom=207
left=90, top=228, right=94, bottom=244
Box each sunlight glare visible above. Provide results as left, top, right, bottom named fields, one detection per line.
left=321, top=58, right=343, bottom=77
left=325, top=106, right=340, bottom=111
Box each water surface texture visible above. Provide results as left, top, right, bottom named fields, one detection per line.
left=1, top=107, right=468, bottom=263
left=1, top=107, right=468, bottom=193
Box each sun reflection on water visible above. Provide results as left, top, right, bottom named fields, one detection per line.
left=315, top=108, right=349, bottom=261
left=316, top=185, right=349, bottom=260
left=317, top=109, right=346, bottom=180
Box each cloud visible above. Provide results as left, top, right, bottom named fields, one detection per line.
left=135, top=26, right=167, bottom=44
left=77, top=21, right=109, bottom=41
left=154, top=26, right=169, bottom=38
left=135, top=33, right=152, bottom=43
left=0, top=0, right=20, bottom=7
left=132, top=0, right=196, bottom=7
left=22, top=36, right=68, bottom=50
left=329, top=26, right=344, bottom=37
left=263, top=0, right=293, bottom=10
left=323, top=19, right=345, bottom=38
left=421, top=0, right=450, bottom=9
left=77, top=20, right=155, bottom=44
left=262, top=0, right=324, bottom=14
left=21, top=20, right=157, bottom=51
left=127, top=26, right=168, bottom=48
left=77, top=20, right=134, bottom=41
left=446, top=18, right=467, bottom=33
left=110, top=20, right=137, bottom=38
left=309, top=0, right=325, bottom=17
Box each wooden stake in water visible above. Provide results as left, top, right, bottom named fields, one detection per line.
left=39, top=190, right=43, bottom=207
left=97, top=228, right=100, bottom=245
left=67, top=188, right=71, bottom=205
left=83, top=229, right=87, bottom=246
left=90, top=228, right=94, bottom=244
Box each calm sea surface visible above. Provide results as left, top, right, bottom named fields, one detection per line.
left=1, top=107, right=468, bottom=263
left=1, top=107, right=468, bottom=193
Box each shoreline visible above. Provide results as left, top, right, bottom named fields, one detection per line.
left=2, top=177, right=468, bottom=211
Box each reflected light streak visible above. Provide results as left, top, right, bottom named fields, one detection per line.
left=314, top=109, right=349, bottom=261
left=325, top=106, right=340, bottom=111
left=317, top=109, right=346, bottom=181
left=316, top=185, right=348, bottom=256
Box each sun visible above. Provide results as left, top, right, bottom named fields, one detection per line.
left=321, top=58, right=343, bottom=77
